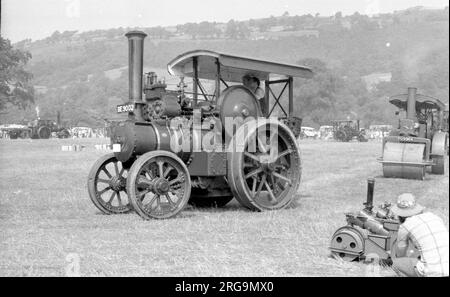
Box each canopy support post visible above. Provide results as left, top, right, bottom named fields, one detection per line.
left=193, top=56, right=198, bottom=108
left=264, top=80, right=270, bottom=118
left=288, top=76, right=293, bottom=117
left=215, top=58, right=221, bottom=103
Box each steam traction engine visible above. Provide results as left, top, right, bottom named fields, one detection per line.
left=378, top=87, right=448, bottom=180
left=332, top=120, right=368, bottom=142
left=87, top=31, right=313, bottom=219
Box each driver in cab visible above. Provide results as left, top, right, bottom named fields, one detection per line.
left=242, top=74, right=266, bottom=115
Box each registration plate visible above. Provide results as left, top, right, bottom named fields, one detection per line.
left=399, top=137, right=414, bottom=142
left=117, top=103, right=134, bottom=113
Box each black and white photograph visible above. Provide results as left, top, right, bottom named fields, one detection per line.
left=0, top=0, right=448, bottom=282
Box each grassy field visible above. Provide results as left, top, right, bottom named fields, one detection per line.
left=0, top=138, right=448, bottom=277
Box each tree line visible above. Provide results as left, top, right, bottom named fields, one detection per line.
left=2, top=7, right=448, bottom=128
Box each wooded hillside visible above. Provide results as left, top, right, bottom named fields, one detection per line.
left=3, top=6, right=448, bottom=128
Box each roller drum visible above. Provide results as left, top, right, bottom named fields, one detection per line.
left=382, top=142, right=426, bottom=180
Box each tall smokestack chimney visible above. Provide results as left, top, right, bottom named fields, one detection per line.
left=125, top=31, right=147, bottom=121
left=364, top=178, right=375, bottom=213
left=57, top=111, right=61, bottom=127
left=407, top=87, right=418, bottom=122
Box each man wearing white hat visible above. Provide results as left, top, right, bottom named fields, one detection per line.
left=391, top=193, right=449, bottom=277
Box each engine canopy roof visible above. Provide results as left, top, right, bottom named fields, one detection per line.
left=167, top=50, right=313, bottom=83
left=389, top=94, right=446, bottom=111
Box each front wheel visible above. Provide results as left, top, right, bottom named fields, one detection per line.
left=126, top=151, right=191, bottom=220
left=87, top=153, right=132, bottom=214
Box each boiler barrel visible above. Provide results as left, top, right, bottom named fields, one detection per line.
left=111, top=121, right=186, bottom=163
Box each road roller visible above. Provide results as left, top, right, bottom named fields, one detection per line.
left=379, top=87, right=448, bottom=180
left=87, top=31, right=313, bottom=219
left=330, top=179, right=419, bottom=263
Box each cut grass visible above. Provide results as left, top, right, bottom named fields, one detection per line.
left=0, top=138, right=448, bottom=276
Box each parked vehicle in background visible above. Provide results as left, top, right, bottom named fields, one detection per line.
left=332, top=120, right=368, bottom=142
left=71, top=127, right=93, bottom=138
left=367, top=124, right=393, bottom=140
left=300, top=126, right=319, bottom=139
left=27, top=119, right=70, bottom=139
left=0, top=124, right=31, bottom=139
left=319, top=125, right=334, bottom=140
left=379, top=87, right=447, bottom=180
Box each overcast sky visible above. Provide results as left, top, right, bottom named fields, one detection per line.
left=1, top=0, right=449, bottom=42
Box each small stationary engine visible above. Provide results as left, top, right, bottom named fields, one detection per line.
left=329, top=179, right=418, bottom=263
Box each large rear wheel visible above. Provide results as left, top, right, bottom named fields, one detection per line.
left=127, top=151, right=191, bottom=220
left=335, top=130, right=347, bottom=142
left=228, top=119, right=302, bottom=211
left=431, top=132, right=447, bottom=175
left=38, top=126, right=51, bottom=139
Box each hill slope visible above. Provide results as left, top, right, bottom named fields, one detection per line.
left=5, top=8, right=449, bottom=127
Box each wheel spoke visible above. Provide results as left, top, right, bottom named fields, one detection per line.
left=114, top=162, right=119, bottom=175
left=144, top=194, right=159, bottom=209
left=244, top=162, right=254, bottom=168
left=277, top=149, right=293, bottom=160
left=244, top=152, right=259, bottom=162
left=245, top=168, right=263, bottom=179
left=119, top=167, right=125, bottom=177
left=169, top=174, right=184, bottom=186
left=143, top=164, right=155, bottom=179
left=98, top=186, right=112, bottom=196
left=267, top=174, right=276, bottom=190
left=165, top=194, right=176, bottom=207
left=97, top=178, right=110, bottom=184
left=137, top=175, right=153, bottom=188
left=264, top=181, right=278, bottom=204
left=145, top=171, right=153, bottom=180
left=268, top=131, right=277, bottom=149
left=157, top=161, right=164, bottom=178
left=137, top=188, right=152, bottom=199
left=102, top=167, right=112, bottom=178
left=163, top=165, right=174, bottom=178
left=272, top=172, right=292, bottom=186
left=117, top=191, right=123, bottom=207
left=257, top=136, right=268, bottom=154
left=255, top=174, right=267, bottom=198
left=155, top=195, right=162, bottom=211
left=251, top=177, right=257, bottom=196
left=107, top=191, right=116, bottom=204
